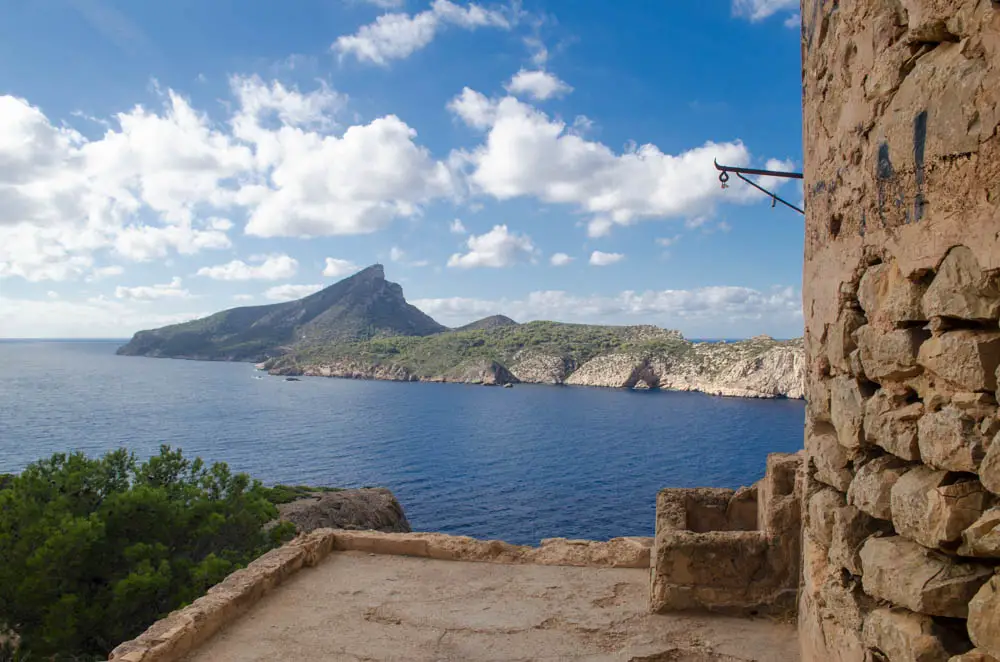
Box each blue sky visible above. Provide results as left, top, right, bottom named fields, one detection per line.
left=0, top=0, right=805, bottom=339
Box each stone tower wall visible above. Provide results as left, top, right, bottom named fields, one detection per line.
left=799, top=1, right=1000, bottom=660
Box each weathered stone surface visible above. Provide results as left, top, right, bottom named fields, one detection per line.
left=800, top=537, right=872, bottom=662
left=891, top=467, right=990, bottom=549
left=922, top=246, right=1000, bottom=322
left=857, top=325, right=928, bottom=382
left=864, top=389, right=923, bottom=460
left=918, top=406, right=991, bottom=473
left=828, top=309, right=866, bottom=374
left=848, top=455, right=910, bottom=520
left=807, top=422, right=855, bottom=491
left=959, top=507, right=1000, bottom=558
left=808, top=487, right=846, bottom=547
left=859, top=536, right=994, bottom=618
left=862, top=607, right=972, bottom=662
left=980, top=434, right=1000, bottom=496
left=858, top=262, right=926, bottom=329
left=807, top=371, right=832, bottom=423
left=829, top=505, right=892, bottom=575
left=968, top=575, right=1000, bottom=659
left=949, top=650, right=1000, bottom=662
left=276, top=487, right=411, bottom=534
left=918, top=331, right=1000, bottom=392
left=831, top=376, right=872, bottom=450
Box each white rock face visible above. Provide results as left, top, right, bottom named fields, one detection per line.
left=563, top=338, right=805, bottom=399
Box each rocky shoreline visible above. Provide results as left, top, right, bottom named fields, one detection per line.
left=262, top=337, right=806, bottom=399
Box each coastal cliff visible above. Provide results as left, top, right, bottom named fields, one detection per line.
left=120, top=264, right=805, bottom=399
left=266, top=332, right=804, bottom=399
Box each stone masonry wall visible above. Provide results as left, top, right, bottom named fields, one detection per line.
left=799, top=1, right=1000, bottom=661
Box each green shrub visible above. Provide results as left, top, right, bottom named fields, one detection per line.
left=0, top=447, right=295, bottom=660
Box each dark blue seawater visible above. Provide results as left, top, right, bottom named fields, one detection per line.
left=0, top=341, right=804, bottom=545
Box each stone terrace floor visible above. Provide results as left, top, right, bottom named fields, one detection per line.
left=182, top=551, right=799, bottom=662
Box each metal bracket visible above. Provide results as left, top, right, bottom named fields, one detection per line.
left=714, top=159, right=805, bottom=215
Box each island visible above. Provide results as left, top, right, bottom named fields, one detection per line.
left=117, top=264, right=805, bottom=399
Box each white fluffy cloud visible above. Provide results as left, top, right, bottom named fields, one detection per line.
left=322, top=257, right=360, bottom=277
left=550, top=252, right=572, bottom=266
left=413, top=285, right=802, bottom=331
left=447, top=88, right=497, bottom=130
left=333, top=0, right=512, bottom=65
left=263, top=283, right=324, bottom=301
left=115, top=277, right=191, bottom=301
left=449, top=218, right=467, bottom=234
left=505, top=70, right=572, bottom=101
left=0, top=75, right=459, bottom=283
left=732, top=0, right=799, bottom=21
left=196, top=254, right=299, bottom=281
left=447, top=224, right=536, bottom=268
left=448, top=90, right=780, bottom=237
left=589, top=250, right=624, bottom=266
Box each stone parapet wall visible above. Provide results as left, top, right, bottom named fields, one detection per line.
left=650, top=453, right=803, bottom=614
left=108, top=530, right=653, bottom=662
left=800, top=1, right=1000, bottom=660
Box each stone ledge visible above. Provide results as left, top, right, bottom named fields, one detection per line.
left=108, top=529, right=652, bottom=662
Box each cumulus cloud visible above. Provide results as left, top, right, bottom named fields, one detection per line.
left=196, top=254, right=298, bottom=281
left=448, top=90, right=783, bottom=237
left=389, top=247, right=405, bottom=262
left=333, top=0, right=512, bottom=65
left=263, top=283, right=325, bottom=301
left=449, top=218, right=467, bottom=234
left=115, top=277, right=191, bottom=301
left=447, top=87, right=496, bottom=130
left=322, top=257, right=360, bottom=277
left=0, top=75, right=459, bottom=282
left=550, top=252, right=572, bottom=266
left=447, top=224, right=536, bottom=268
left=589, top=250, right=623, bottom=266
left=413, top=285, right=802, bottom=332
left=732, top=0, right=799, bottom=21
left=505, top=70, right=572, bottom=101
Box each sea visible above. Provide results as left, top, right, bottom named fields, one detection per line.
left=0, top=340, right=805, bottom=545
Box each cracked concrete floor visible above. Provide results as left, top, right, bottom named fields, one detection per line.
left=183, top=551, right=799, bottom=662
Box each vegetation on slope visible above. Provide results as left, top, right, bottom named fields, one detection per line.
left=274, top=320, right=696, bottom=377
left=0, top=447, right=295, bottom=660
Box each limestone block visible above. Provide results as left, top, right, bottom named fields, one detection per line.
left=949, top=650, right=1000, bottom=662
left=830, top=505, right=892, bottom=575
left=980, top=434, right=1000, bottom=496
left=918, top=331, right=1000, bottom=392
left=922, top=246, right=1000, bottom=322
left=891, top=467, right=990, bottom=549
left=807, top=374, right=832, bottom=423
left=807, top=487, right=846, bottom=547
left=848, top=455, right=911, bottom=520
left=858, top=261, right=926, bottom=329
left=859, top=536, right=994, bottom=618
left=831, top=376, right=873, bottom=450
left=829, top=308, right=867, bottom=373
left=968, top=575, right=1000, bottom=659
left=857, top=325, right=928, bottom=382
left=918, top=406, right=990, bottom=472
left=865, top=389, right=923, bottom=460
left=807, top=423, right=855, bottom=491
left=862, top=607, right=972, bottom=662
left=798, top=590, right=868, bottom=662
left=959, top=508, right=1000, bottom=558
